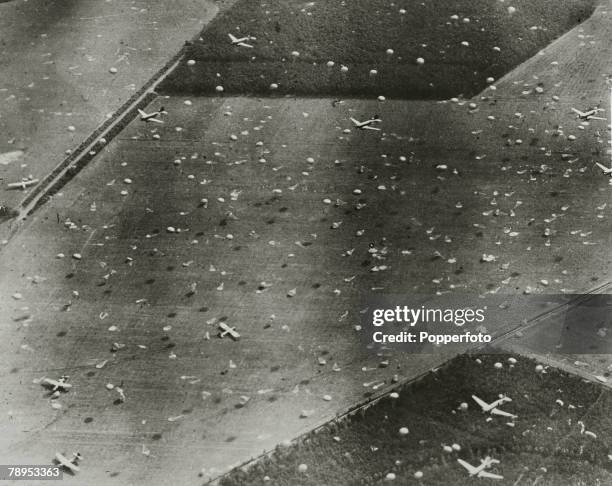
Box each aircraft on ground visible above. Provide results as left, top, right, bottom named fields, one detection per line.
left=457, top=457, right=503, bottom=479
left=572, top=107, right=606, bottom=121
left=138, top=107, right=166, bottom=123
left=595, top=162, right=612, bottom=175
left=54, top=452, right=82, bottom=474
left=472, top=394, right=517, bottom=419
left=219, top=322, right=241, bottom=340
left=228, top=33, right=255, bottom=48
left=41, top=376, right=72, bottom=393
left=350, top=116, right=382, bottom=131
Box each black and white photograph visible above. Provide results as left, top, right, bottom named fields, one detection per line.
left=1, top=0, right=611, bottom=484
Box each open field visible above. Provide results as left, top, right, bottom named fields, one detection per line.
left=219, top=353, right=612, bottom=486
left=160, top=0, right=595, bottom=99
left=0, top=88, right=609, bottom=483
left=498, top=289, right=612, bottom=389
left=0, top=1, right=611, bottom=485
left=0, top=0, right=222, bottom=212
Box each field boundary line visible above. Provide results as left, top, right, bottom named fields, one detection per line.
left=474, top=0, right=609, bottom=99
left=205, top=282, right=612, bottom=485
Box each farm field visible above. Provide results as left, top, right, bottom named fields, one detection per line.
left=160, top=0, right=595, bottom=99
left=0, top=1, right=611, bottom=485
left=219, top=353, right=612, bottom=486
left=0, top=88, right=609, bottom=483
left=0, top=0, right=223, bottom=212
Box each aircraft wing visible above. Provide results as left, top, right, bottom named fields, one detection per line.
left=590, top=116, right=607, bottom=120
left=55, top=453, right=80, bottom=472
left=595, top=162, right=612, bottom=173
left=219, top=323, right=236, bottom=333
left=478, top=471, right=503, bottom=479
left=572, top=108, right=585, bottom=117
left=490, top=407, right=516, bottom=418
left=490, top=396, right=511, bottom=408
left=138, top=109, right=147, bottom=117
left=228, top=33, right=238, bottom=42
left=457, top=459, right=477, bottom=475
left=472, top=395, right=490, bottom=411
left=237, top=42, right=253, bottom=48
left=148, top=117, right=164, bottom=124
left=349, top=117, right=361, bottom=126
left=42, top=378, right=71, bottom=389
left=363, top=125, right=381, bottom=131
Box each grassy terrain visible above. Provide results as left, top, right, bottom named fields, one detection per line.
left=160, top=0, right=596, bottom=99
left=219, top=353, right=612, bottom=485
left=0, top=204, right=17, bottom=222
